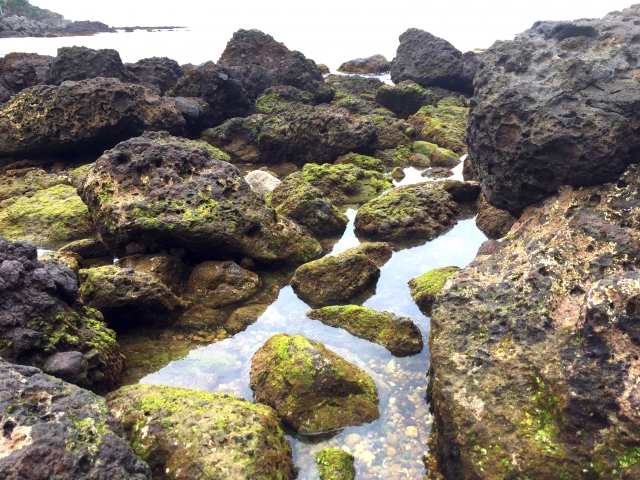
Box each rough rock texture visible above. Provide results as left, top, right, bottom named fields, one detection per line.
left=245, top=169, right=281, bottom=195
left=408, top=266, right=460, bottom=317
left=429, top=147, right=461, bottom=168
left=427, top=164, right=640, bottom=479
left=58, top=238, right=111, bottom=261
left=462, top=156, right=478, bottom=181
left=438, top=179, right=481, bottom=203
left=255, top=85, right=315, bottom=114
left=475, top=193, right=518, bottom=239
left=78, top=136, right=322, bottom=264
left=115, top=254, right=190, bottom=296
left=0, top=238, right=123, bottom=393
left=316, top=448, right=355, bottom=480
left=0, top=168, right=64, bottom=202
left=408, top=102, right=469, bottom=154
left=307, top=306, right=423, bottom=356
left=324, top=74, right=383, bottom=99
left=0, top=78, right=185, bottom=160
left=0, top=359, right=151, bottom=480
left=140, top=130, right=231, bottom=161
left=338, top=54, right=391, bottom=74
left=78, top=265, right=186, bottom=330
left=107, top=384, right=295, bottom=480
left=270, top=175, right=348, bottom=237
left=351, top=242, right=393, bottom=266
left=0, top=52, right=52, bottom=98
left=250, top=334, right=379, bottom=434
left=184, top=261, right=261, bottom=308
left=45, top=46, right=129, bottom=85
left=317, top=63, right=330, bottom=74
left=335, top=152, right=384, bottom=172
left=374, top=81, right=437, bottom=119
left=126, top=57, right=183, bottom=94
left=354, top=184, right=460, bottom=241
left=391, top=29, right=475, bottom=93
left=291, top=247, right=380, bottom=307
left=468, top=5, right=640, bottom=216
left=220, top=63, right=273, bottom=101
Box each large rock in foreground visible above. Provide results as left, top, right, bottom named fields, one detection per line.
left=0, top=360, right=151, bottom=480
left=427, top=164, right=640, bottom=479
left=468, top=5, right=640, bottom=215
left=107, top=384, right=295, bottom=480
left=78, top=136, right=321, bottom=264
left=250, top=334, right=379, bottom=434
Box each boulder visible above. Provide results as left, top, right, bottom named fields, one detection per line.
left=429, top=147, right=460, bottom=168
left=78, top=265, right=186, bottom=330
left=374, top=80, right=437, bottom=118
left=375, top=145, right=413, bottom=168
left=307, top=306, right=423, bottom=356
left=221, top=63, right=273, bottom=101
left=317, top=448, right=355, bottom=480
left=324, top=74, right=383, bottom=99
left=45, top=46, right=129, bottom=85
left=407, top=102, right=469, bottom=154
left=468, top=6, right=640, bottom=215
left=390, top=28, right=475, bottom=93
left=351, top=241, right=393, bottom=266
left=0, top=52, right=52, bottom=95
left=0, top=167, right=64, bottom=202
left=0, top=359, right=151, bottom=480
left=58, top=238, right=111, bottom=261
left=107, top=384, right=295, bottom=480
left=270, top=175, right=348, bottom=237
left=0, top=238, right=123, bottom=393
left=255, top=84, right=315, bottom=114
left=184, top=261, right=261, bottom=308
left=245, top=170, right=281, bottom=195
left=335, top=152, right=384, bottom=172
left=337, top=54, right=391, bottom=74
left=115, top=254, right=190, bottom=296
left=462, top=156, right=478, bottom=181
left=427, top=163, right=640, bottom=479
left=126, top=56, right=183, bottom=94
left=439, top=179, right=481, bottom=203
left=317, top=63, right=330, bottom=74
left=78, top=136, right=322, bottom=264
left=475, top=193, right=518, bottom=239
left=0, top=78, right=185, bottom=160
left=291, top=246, right=380, bottom=307
left=250, top=334, right=379, bottom=434
left=391, top=166, right=405, bottom=179
left=408, top=266, right=460, bottom=316
left=354, top=184, right=460, bottom=241
left=140, top=130, right=231, bottom=160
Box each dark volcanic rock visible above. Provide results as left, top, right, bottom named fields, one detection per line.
left=45, top=46, right=129, bottom=85
left=324, top=74, right=383, bottom=99
left=221, top=63, right=273, bottom=101
left=475, top=193, right=518, bottom=239
left=468, top=5, right=640, bottom=216
left=0, top=52, right=52, bottom=97
left=126, top=56, right=183, bottom=94
left=374, top=80, right=437, bottom=118
left=0, top=359, right=151, bottom=480
left=0, top=237, right=123, bottom=393
left=338, top=54, right=391, bottom=74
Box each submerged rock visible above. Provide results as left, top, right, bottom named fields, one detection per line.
left=0, top=359, right=151, bottom=480
left=307, top=306, right=423, bottom=356
left=374, top=80, right=437, bottom=118
left=316, top=448, right=356, bottom=480
left=0, top=238, right=122, bottom=393
left=184, top=260, right=261, bottom=308
left=126, top=56, right=183, bottom=94
left=407, top=102, right=469, bottom=154
left=107, top=384, right=295, bottom=480
left=250, top=334, right=379, bottom=434
left=338, top=54, right=391, bottom=74
left=475, top=193, right=518, bottom=239
left=408, top=266, right=460, bottom=316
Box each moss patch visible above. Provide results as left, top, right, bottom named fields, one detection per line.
left=317, top=448, right=355, bottom=480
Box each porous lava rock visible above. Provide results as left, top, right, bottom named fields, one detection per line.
left=374, top=80, right=437, bottom=119
left=107, top=384, right=295, bottom=480
left=115, top=254, right=190, bottom=296
left=45, top=46, right=129, bottom=85
left=255, top=85, right=315, bottom=114
left=338, top=54, right=391, bottom=74
left=408, top=266, right=460, bottom=316
left=0, top=52, right=52, bottom=97
left=0, top=237, right=123, bottom=393
left=0, top=359, right=152, bottom=480
left=324, top=74, right=383, bottom=99
left=475, top=193, right=518, bottom=239
left=250, top=334, right=379, bottom=434
left=126, top=56, right=183, bottom=94
left=0, top=168, right=64, bottom=202
left=468, top=5, right=640, bottom=215
left=78, top=136, right=322, bottom=264
left=184, top=260, right=261, bottom=308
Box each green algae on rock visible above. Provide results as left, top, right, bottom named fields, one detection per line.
left=106, top=384, right=295, bottom=480
left=374, top=80, right=437, bottom=119
left=429, top=147, right=460, bottom=168
left=141, top=130, right=231, bottom=161
left=249, top=334, right=379, bottom=434
left=407, top=102, right=469, bottom=154
left=412, top=140, right=438, bottom=156
left=354, top=183, right=460, bottom=241
left=307, top=305, right=423, bottom=356
left=391, top=166, right=406, bottom=179
left=334, top=152, right=384, bottom=172
left=408, top=266, right=460, bottom=316
left=316, top=448, right=356, bottom=480
left=116, top=253, right=190, bottom=296
left=255, top=85, right=315, bottom=114
left=184, top=260, right=261, bottom=308
left=0, top=167, right=64, bottom=202
left=375, top=145, right=413, bottom=168
left=0, top=184, right=94, bottom=249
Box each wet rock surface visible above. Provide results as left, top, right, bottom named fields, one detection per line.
left=115, top=253, right=190, bottom=296
left=107, top=384, right=295, bottom=480
left=316, top=448, right=356, bottom=480
left=475, top=193, right=518, bottom=239
left=338, top=54, right=391, bottom=74
left=250, top=333, right=379, bottom=434
left=408, top=266, right=459, bottom=317
left=184, top=260, right=261, bottom=308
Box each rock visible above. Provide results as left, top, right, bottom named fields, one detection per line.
left=0, top=78, right=185, bottom=160
left=0, top=52, right=52, bottom=96
left=475, top=193, right=518, bottom=239
left=462, top=156, right=478, bottom=181
left=58, top=238, right=111, bottom=261
left=116, top=254, right=190, bottom=296
left=245, top=169, right=281, bottom=195
left=0, top=167, right=64, bottom=202
left=221, top=63, right=273, bottom=101
left=427, top=163, right=640, bottom=479
left=255, top=84, right=315, bottom=114
left=324, top=74, right=383, bottom=99
left=412, top=141, right=438, bottom=156
left=0, top=238, right=123, bottom=393
left=317, top=63, right=330, bottom=74
left=407, top=102, right=469, bottom=154
left=468, top=6, right=640, bottom=215
left=460, top=50, right=482, bottom=89
left=429, top=147, right=460, bottom=168
left=78, top=265, right=186, bottom=330
left=408, top=266, right=460, bottom=316
left=300, top=163, right=392, bottom=205
left=354, top=184, right=460, bottom=241
left=291, top=246, right=380, bottom=307
left=0, top=359, right=151, bottom=480
left=45, top=46, right=129, bottom=85
left=439, top=179, right=481, bottom=203
left=374, top=81, right=437, bottom=118
left=0, top=184, right=94, bottom=249
left=351, top=241, right=393, bottom=266
left=226, top=304, right=269, bottom=333
left=270, top=175, right=348, bottom=237
left=107, top=384, right=295, bottom=480
left=78, top=136, right=322, bottom=264
left=126, top=56, right=183, bottom=94
left=140, top=130, right=231, bottom=160
left=316, top=448, right=355, bottom=480
left=335, top=152, right=384, bottom=172
left=391, top=166, right=405, bottom=179
left=43, top=350, right=88, bottom=385
left=421, top=167, right=453, bottom=179
left=390, top=28, right=474, bottom=93
left=307, top=306, right=423, bottom=356
left=184, top=261, right=261, bottom=308
left=250, top=334, right=379, bottom=434
left=338, top=54, right=391, bottom=74
left=375, top=145, right=413, bottom=168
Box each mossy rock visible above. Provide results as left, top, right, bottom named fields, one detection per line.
left=412, top=141, right=438, bottom=156
left=141, top=130, right=231, bottom=162
left=391, top=167, right=406, bottom=179
left=429, top=147, right=460, bottom=168
left=0, top=167, right=64, bottom=202
left=116, top=253, right=191, bottom=296
left=67, top=163, right=94, bottom=189
left=307, top=305, right=423, bottom=356
left=375, top=145, right=413, bottom=168
left=107, top=384, right=295, bottom=480
left=0, top=183, right=94, bottom=249
left=334, top=152, right=384, bottom=172
left=374, top=80, right=437, bottom=118
left=255, top=85, right=315, bottom=114
left=408, top=103, right=469, bottom=154
left=249, top=334, right=379, bottom=434
left=316, top=448, right=355, bottom=480
left=408, top=266, right=460, bottom=316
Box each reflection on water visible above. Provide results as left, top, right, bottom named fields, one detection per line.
left=140, top=217, right=486, bottom=479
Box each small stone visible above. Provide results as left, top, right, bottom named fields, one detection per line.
left=387, top=447, right=397, bottom=457
left=405, top=426, right=418, bottom=438
left=344, top=434, right=361, bottom=446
